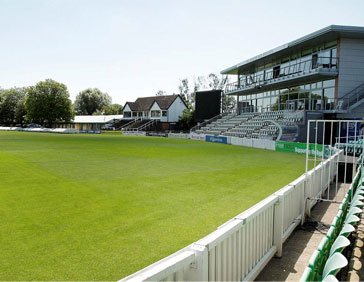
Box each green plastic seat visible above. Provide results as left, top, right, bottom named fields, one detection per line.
left=352, top=194, right=364, bottom=202
left=308, top=250, right=320, bottom=281
left=322, top=274, right=339, bottom=282
left=329, top=236, right=350, bottom=257
left=354, top=188, right=364, bottom=197
left=339, top=202, right=349, bottom=219
left=339, top=224, right=355, bottom=238
left=317, top=236, right=331, bottom=273
left=331, top=216, right=342, bottom=238
left=351, top=199, right=364, bottom=208
left=326, top=226, right=336, bottom=247
left=300, top=266, right=313, bottom=282
left=322, top=253, right=348, bottom=279
left=336, top=210, right=345, bottom=229
left=345, top=214, right=360, bottom=225
left=346, top=207, right=362, bottom=219
left=348, top=187, right=354, bottom=201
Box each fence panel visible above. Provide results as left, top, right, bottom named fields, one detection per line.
left=120, top=248, right=195, bottom=282
left=275, top=176, right=305, bottom=241
left=120, top=149, right=341, bottom=282
left=193, top=195, right=277, bottom=281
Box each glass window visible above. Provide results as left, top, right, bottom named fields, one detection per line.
left=132, top=112, right=137, bottom=117
left=257, top=98, right=263, bottom=107
left=124, top=111, right=131, bottom=118
left=323, top=79, right=335, bottom=88
left=264, top=97, right=271, bottom=109
left=311, top=90, right=323, bottom=110
left=324, top=88, right=335, bottom=110
left=144, top=111, right=149, bottom=117
left=323, top=88, right=335, bottom=99
left=162, top=111, right=167, bottom=117
left=151, top=111, right=160, bottom=117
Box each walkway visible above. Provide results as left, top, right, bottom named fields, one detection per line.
left=256, top=183, right=349, bottom=281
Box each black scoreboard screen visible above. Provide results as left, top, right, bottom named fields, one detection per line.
left=195, top=90, right=221, bottom=122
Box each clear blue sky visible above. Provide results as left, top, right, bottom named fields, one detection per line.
left=1, top=0, right=364, bottom=105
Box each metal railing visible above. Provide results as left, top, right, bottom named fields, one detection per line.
left=120, top=118, right=141, bottom=131
left=339, top=81, right=364, bottom=110
left=138, top=119, right=158, bottom=131
left=239, top=97, right=350, bottom=113
left=226, top=57, right=339, bottom=93
left=190, top=113, right=227, bottom=132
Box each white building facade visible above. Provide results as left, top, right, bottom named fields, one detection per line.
left=122, top=95, right=187, bottom=123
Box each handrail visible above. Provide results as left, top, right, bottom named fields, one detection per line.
left=120, top=118, right=141, bottom=131
left=138, top=119, right=157, bottom=131
left=190, top=113, right=226, bottom=132
left=339, top=81, right=364, bottom=109
left=226, top=56, right=339, bottom=93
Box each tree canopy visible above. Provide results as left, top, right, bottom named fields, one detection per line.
left=93, top=104, right=123, bottom=115
left=177, top=73, right=235, bottom=112
left=0, top=87, right=27, bottom=125
left=74, top=88, right=112, bottom=115
left=25, top=79, right=74, bottom=127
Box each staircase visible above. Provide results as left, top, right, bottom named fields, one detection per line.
left=120, top=119, right=141, bottom=130
left=339, top=82, right=364, bottom=111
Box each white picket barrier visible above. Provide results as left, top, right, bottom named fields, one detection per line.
left=120, top=149, right=341, bottom=282
left=275, top=175, right=305, bottom=243
left=120, top=246, right=196, bottom=282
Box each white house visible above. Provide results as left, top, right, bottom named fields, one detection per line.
left=122, top=95, right=188, bottom=123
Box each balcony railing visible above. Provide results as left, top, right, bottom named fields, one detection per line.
left=226, top=57, right=339, bottom=93
left=239, top=97, right=349, bottom=114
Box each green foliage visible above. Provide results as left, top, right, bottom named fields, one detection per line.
left=0, top=132, right=307, bottom=280
left=25, top=79, right=74, bottom=127
left=93, top=103, right=123, bottom=115
left=179, top=108, right=195, bottom=128
left=74, top=88, right=112, bottom=115
left=0, top=87, right=27, bottom=125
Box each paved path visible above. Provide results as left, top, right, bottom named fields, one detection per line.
left=256, top=183, right=349, bottom=281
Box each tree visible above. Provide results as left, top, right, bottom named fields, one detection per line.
left=25, top=79, right=74, bottom=127
left=74, top=88, right=112, bottom=115
left=178, top=73, right=236, bottom=113
left=179, top=108, right=195, bottom=129
left=155, top=90, right=166, bottom=96
left=93, top=104, right=123, bottom=115
left=0, top=87, right=27, bottom=125
left=178, top=78, right=191, bottom=107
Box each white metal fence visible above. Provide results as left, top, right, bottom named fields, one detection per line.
left=120, top=148, right=341, bottom=281
left=305, top=120, right=364, bottom=204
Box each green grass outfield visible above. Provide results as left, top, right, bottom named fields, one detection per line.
left=0, top=131, right=308, bottom=280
